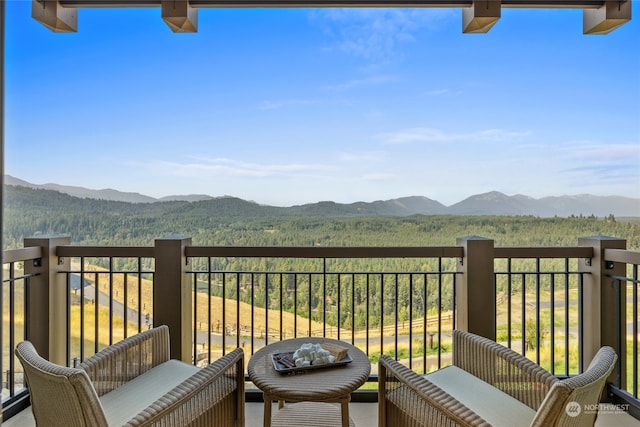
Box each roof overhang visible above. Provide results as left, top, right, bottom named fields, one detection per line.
left=31, top=0, right=632, bottom=34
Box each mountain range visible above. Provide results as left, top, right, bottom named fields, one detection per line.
left=4, top=175, right=639, bottom=218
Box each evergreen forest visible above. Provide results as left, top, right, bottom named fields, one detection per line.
left=4, top=185, right=639, bottom=250
left=4, top=184, right=640, bottom=364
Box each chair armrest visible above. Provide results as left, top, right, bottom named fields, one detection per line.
left=123, top=348, right=245, bottom=427
left=452, top=330, right=557, bottom=410
left=80, top=325, right=171, bottom=396
left=378, top=355, right=490, bottom=427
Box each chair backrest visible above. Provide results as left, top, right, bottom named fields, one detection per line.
left=530, top=346, right=617, bottom=427
left=15, top=341, right=109, bottom=427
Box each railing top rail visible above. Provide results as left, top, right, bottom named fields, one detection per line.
left=2, top=246, right=43, bottom=264
left=18, top=245, right=620, bottom=261
left=605, top=248, right=640, bottom=265
left=186, top=245, right=464, bottom=258
left=56, top=245, right=155, bottom=258
left=494, top=246, right=593, bottom=259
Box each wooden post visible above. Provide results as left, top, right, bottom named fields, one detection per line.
left=579, top=235, right=626, bottom=384
left=456, top=236, right=496, bottom=341
left=24, top=235, right=70, bottom=365
left=154, top=235, right=192, bottom=362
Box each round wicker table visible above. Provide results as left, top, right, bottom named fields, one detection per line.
left=247, top=337, right=370, bottom=427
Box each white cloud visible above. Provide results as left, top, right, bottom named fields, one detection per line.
left=558, top=140, right=640, bottom=189
left=137, top=157, right=334, bottom=179
left=362, top=173, right=394, bottom=181
left=380, top=127, right=532, bottom=145
left=425, top=88, right=463, bottom=96
left=561, top=140, right=640, bottom=163
left=259, top=99, right=318, bottom=110
left=337, top=150, right=386, bottom=163
left=324, top=75, right=397, bottom=91
left=425, top=89, right=450, bottom=96
left=311, top=8, right=454, bottom=59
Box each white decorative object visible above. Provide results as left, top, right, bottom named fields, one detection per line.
left=293, top=343, right=336, bottom=366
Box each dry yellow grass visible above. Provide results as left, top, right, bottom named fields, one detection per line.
left=73, top=263, right=328, bottom=344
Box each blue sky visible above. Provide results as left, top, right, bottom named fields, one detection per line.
left=4, top=1, right=639, bottom=206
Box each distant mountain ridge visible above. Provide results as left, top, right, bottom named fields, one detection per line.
left=3, top=175, right=639, bottom=217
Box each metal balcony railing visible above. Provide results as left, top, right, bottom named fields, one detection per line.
left=605, top=248, right=640, bottom=418
left=183, top=246, right=461, bottom=375
left=2, top=235, right=639, bottom=421
left=493, top=247, right=593, bottom=375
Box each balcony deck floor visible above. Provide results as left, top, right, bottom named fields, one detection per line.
left=4, top=402, right=638, bottom=426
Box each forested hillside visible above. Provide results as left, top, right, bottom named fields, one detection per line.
left=5, top=184, right=639, bottom=332
left=4, top=185, right=639, bottom=250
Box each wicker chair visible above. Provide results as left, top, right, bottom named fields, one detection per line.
left=378, top=330, right=617, bottom=427
left=15, top=325, right=245, bottom=427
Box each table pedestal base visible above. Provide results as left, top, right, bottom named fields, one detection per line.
left=271, top=402, right=355, bottom=427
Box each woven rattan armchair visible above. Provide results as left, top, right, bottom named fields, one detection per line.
left=379, top=330, right=617, bottom=427
left=15, top=325, right=245, bottom=427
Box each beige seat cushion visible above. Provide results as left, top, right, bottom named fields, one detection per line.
left=425, top=366, right=536, bottom=427
left=99, top=360, right=200, bottom=426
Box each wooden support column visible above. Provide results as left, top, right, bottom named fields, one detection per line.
left=24, top=235, right=70, bottom=365
left=579, top=235, right=626, bottom=384
left=456, top=236, right=495, bottom=340
left=154, top=235, right=192, bottom=362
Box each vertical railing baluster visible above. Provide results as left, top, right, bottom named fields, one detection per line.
left=207, top=264, right=213, bottom=364
left=437, top=258, right=443, bottom=369
left=251, top=273, right=255, bottom=355
left=264, top=273, right=269, bottom=346
left=94, top=270, right=99, bottom=354
left=394, top=274, right=399, bottom=359
left=236, top=271, right=241, bottom=350
left=293, top=274, right=298, bottom=338
left=634, top=264, right=638, bottom=397
left=452, top=270, right=456, bottom=332
left=380, top=273, right=384, bottom=360
left=65, top=273, right=71, bottom=366
left=79, top=258, right=85, bottom=360
left=507, top=258, right=512, bottom=348
left=123, top=272, right=128, bottom=338
left=336, top=273, right=342, bottom=340
left=307, top=273, right=312, bottom=337
left=9, top=263, right=15, bottom=393
left=279, top=273, right=283, bottom=341
left=615, top=276, right=622, bottom=384
left=322, top=258, right=327, bottom=337
left=576, top=267, right=582, bottom=372
left=535, top=259, right=541, bottom=365
left=337, top=273, right=341, bottom=341
left=138, top=257, right=143, bottom=334
left=409, top=273, right=413, bottom=369
left=521, top=272, right=527, bottom=356
left=108, top=257, right=114, bottom=346
left=423, top=272, right=427, bottom=374
left=193, top=270, right=198, bottom=362
left=365, top=274, right=370, bottom=358
left=351, top=273, right=355, bottom=345
left=222, top=273, right=227, bottom=353
left=238, top=272, right=244, bottom=352
left=550, top=273, right=555, bottom=375
left=564, top=268, right=570, bottom=375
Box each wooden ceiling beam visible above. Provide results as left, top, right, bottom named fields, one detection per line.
left=31, top=0, right=631, bottom=34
